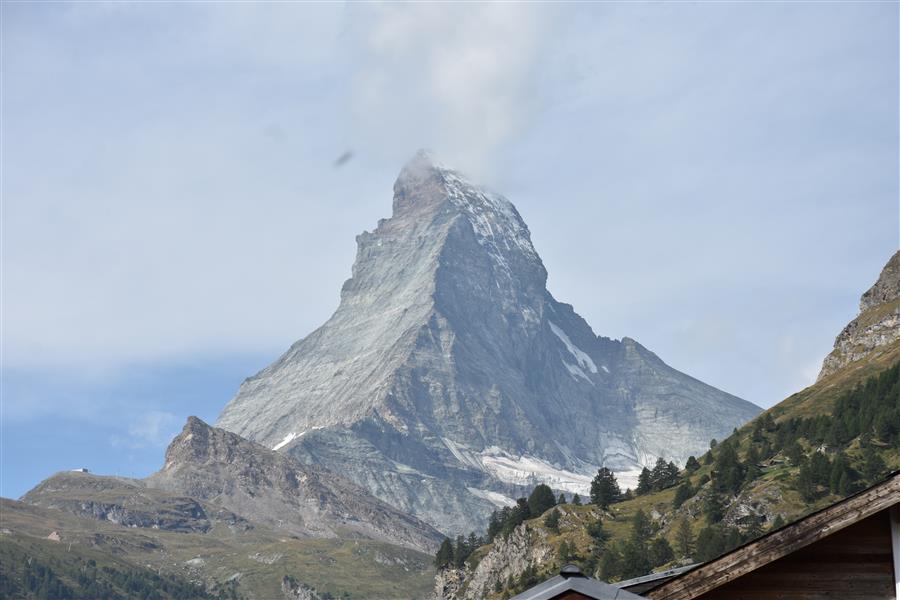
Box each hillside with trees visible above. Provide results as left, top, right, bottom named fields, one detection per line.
left=433, top=353, right=900, bottom=600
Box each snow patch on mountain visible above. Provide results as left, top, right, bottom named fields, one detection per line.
left=272, top=426, right=325, bottom=451
left=272, top=432, right=297, bottom=451
left=466, top=487, right=516, bottom=508
left=563, top=362, right=592, bottom=383
left=479, top=447, right=594, bottom=496
left=549, top=322, right=598, bottom=374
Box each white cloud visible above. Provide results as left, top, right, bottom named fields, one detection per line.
left=111, top=410, right=179, bottom=449
left=1, top=2, right=896, bottom=414
left=348, top=3, right=548, bottom=176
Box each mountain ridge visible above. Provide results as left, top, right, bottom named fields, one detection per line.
left=818, top=250, right=900, bottom=380
left=145, top=416, right=443, bottom=552
left=216, top=152, right=760, bottom=535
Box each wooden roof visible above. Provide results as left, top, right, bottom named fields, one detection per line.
left=510, top=564, right=645, bottom=600
left=645, top=470, right=900, bottom=600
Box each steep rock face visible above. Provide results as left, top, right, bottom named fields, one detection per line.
left=819, top=251, right=900, bottom=380
left=432, top=522, right=553, bottom=600
left=216, top=152, right=760, bottom=535
left=145, top=417, right=442, bottom=553
left=22, top=472, right=249, bottom=534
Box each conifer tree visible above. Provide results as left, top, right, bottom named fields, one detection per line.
left=630, top=509, right=653, bottom=545
left=635, top=468, right=653, bottom=495
left=672, top=481, right=694, bottom=509
left=434, top=538, right=454, bottom=569
left=528, top=484, right=557, bottom=516
left=590, top=468, right=622, bottom=508
left=675, top=519, right=694, bottom=558
left=649, top=537, right=675, bottom=567
left=544, top=508, right=561, bottom=533
left=685, top=456, right=701, bottom=473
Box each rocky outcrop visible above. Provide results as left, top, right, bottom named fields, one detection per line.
left=21, top=471, right=248, bottom=534
left=216, top=151, right=760, bottom=535
left=145, top=417, right=442, bottom=553
left=432, top=522, right=554, bottom=600
left=281, top=576, right=323, bottom=600
left=819, top=251, right=900, bottom=380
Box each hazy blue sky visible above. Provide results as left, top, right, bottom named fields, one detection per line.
left=3, top=2, right=897, bottom=499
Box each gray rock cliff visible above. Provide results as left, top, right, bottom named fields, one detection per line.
left=145, top=417, right=442, bottom=553
left=216, top=152, right=760, bottom=535
left=819, top=250, right=900, bottom=380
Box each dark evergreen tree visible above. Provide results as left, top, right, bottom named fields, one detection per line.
left=785, top=440, right=804, bottom=465
left=434, top=538, right=454, bottom=568
left=672, top=481, right=694, bottom=509
left=675, top=519, right=694, bottom=558
left=453, top=535, right=468, bottom=567
left=712, top=441, right=745, bottom=494
left=590, top=467, right=622, bottom=508
left=703, top=492, right=724, bottom=524
left=635, top=468, right=653, bottom=495
left=585, top=519, right=610, bottom=548
left=543, top=508, right=561, bottom=533
left=599, top=546, right=622, bottom=582
left=743, top=445, right=761, bottom=485
left=649, top=458, right=680, bottom=491
left=558, top=539, right=572, bottom=563
left=527, top=484, right=557, bottom=517
left=695, top=526, right=726, bottom=562
left=862, top=446, right=887, bottom=482
left=630, top=509, right=653, bottom=545
left=649, top=537, right=675, bottom=567
left=685, top=456, right=701, bottom=473
left=620, top=541, right=650, bottom=579
left=572, top=493, right=582, bottom=506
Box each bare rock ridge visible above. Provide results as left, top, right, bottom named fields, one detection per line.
left=216, top=151, right=761, bottom=535
left=22, top=471, right=250, bottom=534
left=819, top=250, right=900, bottom=380
left=143, top=416, right=442, bottom=552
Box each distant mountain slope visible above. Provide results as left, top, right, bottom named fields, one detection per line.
left=1, top=497, right=435, bottom=600
left=22, top=470, right=251, bottom=534
left=216, top=151, right=760, bottom=535
left=145, top=416, right=443, bottom=553
left=433, top=249, right=900, bottom=599
left=0, top=532, right=228, bottom=600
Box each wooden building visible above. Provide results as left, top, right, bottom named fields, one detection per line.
left=643, top=470, right=900, bottom=600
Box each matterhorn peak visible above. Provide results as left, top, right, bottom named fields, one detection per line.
left=216, top=154, right=760, bottom=535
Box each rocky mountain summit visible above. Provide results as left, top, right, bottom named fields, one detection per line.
left=145, top=416, right=442, bottom=552
left=819, top=250, right=900, bottom=380
left=216, top=151, right=760, bottom=535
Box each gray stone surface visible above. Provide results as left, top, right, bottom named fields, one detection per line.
left=819, top=250, right=900, bottom=380
left=216, top=151, right=761, bottom=535
left=22, top=471, right=250, bottom=534
left=145, top=417, right=443, bottom=552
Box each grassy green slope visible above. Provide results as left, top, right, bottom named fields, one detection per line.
left=0, top=533, right=231, bottom=600
left=457, top=347, right=900, bottom=599
left=1, top=499, right=435, bottom=599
